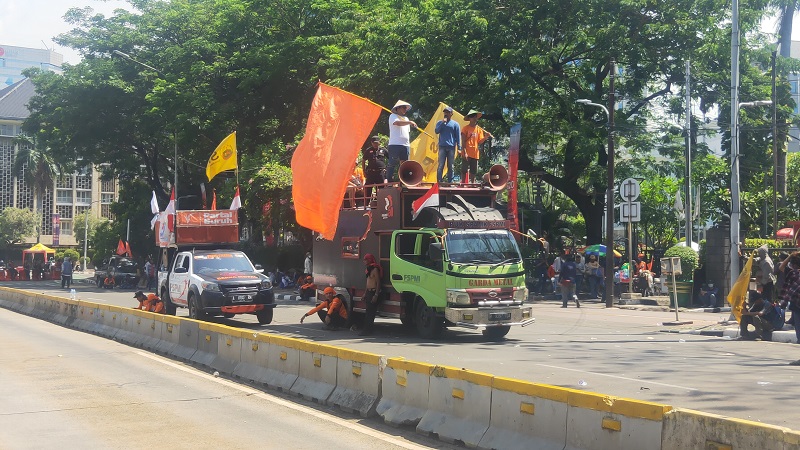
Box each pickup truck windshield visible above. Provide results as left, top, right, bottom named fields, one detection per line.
left=445, top=229, right=522, bottom=264
left=193, top=253, right=254, bottom=273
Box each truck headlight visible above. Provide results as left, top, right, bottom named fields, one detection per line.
left=513, top=287, right=529, bottom=302
left=446, top=289, right=471, bottom=305
left=201, top=281, right=220, bottom=292
left=260, top=280, right=272, bottom=290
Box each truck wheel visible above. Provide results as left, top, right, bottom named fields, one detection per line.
left=256, top=308, right=273, bottom=325
left=415, top=299, right=443, bottom=339
left=188, top=294, right=206, bottom=320
left=161, top=291, right=176, bottom=316
left=400, top=315, right=414, bottom=328
left=482, top=325, right=511, bottom=341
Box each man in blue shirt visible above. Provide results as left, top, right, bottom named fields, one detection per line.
left=434, top=106, right=461, bottom=183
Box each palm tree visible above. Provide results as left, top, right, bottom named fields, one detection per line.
left=771, top=0, right=799, bottom=57
left=13, top=135, right=59, bottom=243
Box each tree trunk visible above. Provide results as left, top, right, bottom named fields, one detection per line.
left=779, top=4, right=795, bottom=58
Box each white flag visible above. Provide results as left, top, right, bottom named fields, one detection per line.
left=674, top=189, right=684, bottom=220
left=150, top=190, right=160, bottom=214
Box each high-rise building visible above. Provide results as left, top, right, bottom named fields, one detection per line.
left=0, top=45, right=63, bottom=87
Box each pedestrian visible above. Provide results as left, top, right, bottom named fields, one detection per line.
left=133, top=290, right=164, bottom=313
left=756, top=245, right=775, bottom=302
left=559, top=254, right=580, bottom=308
left=574, top=254, right=585, bottom=294
left=739, top=291, right=781, bottom=341
left=300, top=287, right=348, bottom=330
left=144, top=258, right=156, bottom=291
left=779, top=253, right=800, bottom=349
left=434, top=106, right=461, bottom=183
left=362, top=136, right=388, bottom=200
left=61, top=257, right=73, bottom=289
left=585, top=255, right=600, bottom=299
left=460, top=109, right=493, bottom=182
left=298, top=276, right=316, bottom=302
left=359, top=253, right=383, bottom=336
left=304, top=252, right=313, bottom=279
left=386, top=100, right=418, bottom=182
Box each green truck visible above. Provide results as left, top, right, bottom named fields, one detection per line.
left=312, top=165, right=533, bottom=340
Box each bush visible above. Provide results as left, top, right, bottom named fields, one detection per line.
left=664, top=244, right=699, bottom=282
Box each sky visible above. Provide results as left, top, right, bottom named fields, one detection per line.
left=0, top=0, right=799, bottom=65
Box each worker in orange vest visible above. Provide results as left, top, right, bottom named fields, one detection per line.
left=300, top=287, right=348, bottom=330
left=134, top=291, right=164, bottom=314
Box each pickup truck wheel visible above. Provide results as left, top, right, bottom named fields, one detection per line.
left=188, top=294, right=206, bottom=320
left=162, top=293, right=176, bottom=316
left=256, top=308, right=273, bottom=325
left=482, top=325, right=511, bottom=341
left=415, top=299, right=442, bottom=339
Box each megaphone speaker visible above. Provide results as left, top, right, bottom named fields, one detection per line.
left=482, top=165, right=509, bottom=190
left=399, top=160, right=424, bottom=187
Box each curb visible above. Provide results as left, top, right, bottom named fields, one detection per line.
left=275, top=293, right=302, bottom=302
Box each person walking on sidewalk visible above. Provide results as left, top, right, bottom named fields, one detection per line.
left=61, top=257, right=73, bottom=289
left=559, top=254, right=580, bottom=308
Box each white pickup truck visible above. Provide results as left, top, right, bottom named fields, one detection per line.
left=159, top=248, right=275, bottom=324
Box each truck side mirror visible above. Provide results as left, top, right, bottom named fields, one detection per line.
left=429, top=243, right=444, bottom=263
left=174, top=267, right=188, bottom=274
left=254, top=264, right=264, bottom=273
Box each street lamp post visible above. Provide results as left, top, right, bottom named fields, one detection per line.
left=82, top=200, right=101, bottom=271
left=577, top=63, right=616, bottom=308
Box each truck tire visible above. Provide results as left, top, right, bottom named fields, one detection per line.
left=256, top=308, right=274, bottom=325
left=188, top=293, right=206, bottom=320
left=400, top=315, right=414, bottom=328
left=162, top=292, right=176, bottom=316
left=482, top=325, right=511, bottom=341
left=415, top=298, right=443, bottom=339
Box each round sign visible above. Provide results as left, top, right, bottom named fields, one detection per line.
left=619, top=178, right=640, bottom=200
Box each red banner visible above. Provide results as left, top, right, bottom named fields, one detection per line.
left=507, top=123, right=521, bottom=236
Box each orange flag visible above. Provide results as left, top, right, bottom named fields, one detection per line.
left=291, top=82, right=382, bottom=239
left=116, top=239, right=126, bottom=255
left=211, top=190, right=217, bottom=210
left=124, top=241, right=133, bottom=258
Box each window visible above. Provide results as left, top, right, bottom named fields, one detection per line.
left=101, top=193, right=114, bottom=204
left=75, top=190, right=91, bottom=205
left=56, top=189, right=72, bottom=204
left=60, top=220, right=72, bottom=236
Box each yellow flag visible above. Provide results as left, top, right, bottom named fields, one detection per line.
left=206, top=131, right=238, bottom=181
left=409, top=103, right=468, bottom=182
left=727, top=252, right=754, bottom=323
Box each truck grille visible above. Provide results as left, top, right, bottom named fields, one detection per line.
left=470, top=290, right=514, bottom=303
left=220, top=284, right=260, bottom=296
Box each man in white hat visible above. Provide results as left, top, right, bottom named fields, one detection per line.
left=460, top=109, right=493, bottom=182
left=387, top=100, right=417, bottom=182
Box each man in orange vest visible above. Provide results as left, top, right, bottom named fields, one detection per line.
left=134, top=291, right=164, bottom=314
left=298, top=276, right=316, bottom=302
left=300, top=287, right=348, bottom=330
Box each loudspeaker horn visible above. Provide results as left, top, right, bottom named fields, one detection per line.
left=398, top=160, right=424, bottom=187
left=482, top=165, right=509, bottom=190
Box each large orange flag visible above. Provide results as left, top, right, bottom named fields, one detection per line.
left=291, top=83, right=382, bottom=239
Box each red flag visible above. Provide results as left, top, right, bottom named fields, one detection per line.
left=291, top=82, right=382, bottom=240
left=412, top=183, right=440, bottom=220
left=229, top=186, right=241, bottom=211
left=211, top=190, right=217, bottom=210
left=116, top=239, right=126, bottom=255
left=124, top=241, right=133, bottom=258
left=165, top=188, right=176, bottom=232
left=507, top=124, right=521, bottom=234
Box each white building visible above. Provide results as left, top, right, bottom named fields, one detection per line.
left=0, top=45, right=63, bottom=87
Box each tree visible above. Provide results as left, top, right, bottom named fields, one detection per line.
left=0, top=208, right=39, bottom=248
left=73, top=210, right=109, bottom=256
left=13, top=135, right=59, bottom=241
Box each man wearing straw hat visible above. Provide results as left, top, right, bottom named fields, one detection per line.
left=460, top=109, right=493, bottom=182
left=387, top=100, right=418, bottom=182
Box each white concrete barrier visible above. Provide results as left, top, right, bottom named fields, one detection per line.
left=154, top=315, right=181, bottom=356
left=565, top=391, right=671, bottom=450
left=192, top=322, right=222, bottom=367
left=377, top=358, right=433, bottom=427
left=212, top=326, right=245, bottom=375
left=173, top=318, right=199, bottom=362
left=263, top=335, right=300, bottom=391
left=478, top=376, right=570, bottom=450
left=233, top=332, right=272, bottom=384
left=417, top=365, right=493, bottom=447
left=328, top=348, right=384, bottom=417
left=662, top=408, right=797, bottom=450
left=290, top=341, right=339, bottom=403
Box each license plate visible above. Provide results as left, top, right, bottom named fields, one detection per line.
left=232, top=295, right=252, bottom=302
left=489, top=312, right=511, bottom=321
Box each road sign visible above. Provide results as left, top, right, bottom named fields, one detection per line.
left=621, top=201, right=640, bottom=222
left=620, top=178, right=640, bottom=201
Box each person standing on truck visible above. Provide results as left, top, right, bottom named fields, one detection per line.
left=359, top=253, right=383, bottom=336
left=460, top=109, right=493, bottom=182
left=300, top=287, right=348, bottom=330
left=61, top=257, right=73, bottom=289
left=362, top=136, right=387, bottom=200
left=133, top=291, right=165, bottom=313
left=387, top=100, right=417, bottom=182
left=434, top=106, right=461, bottom=184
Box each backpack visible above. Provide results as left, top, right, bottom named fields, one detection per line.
left=771, top=304, right=786, bottom=331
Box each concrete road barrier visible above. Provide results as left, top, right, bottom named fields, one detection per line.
left=377, top=358, right=433, bottom=427
left=662, top=408, right=797, bottom=450
left=328, top=348, right=384, bottom=417
left=565, top=391, right=671, bottom=450
left=173, top=318, right=199, bottom=362
left=192, top=322, right=223, bottom=367
left=416, top=365, right=493, bottom=447
left=478, top=376, right=570, bottom=450
left=290, top=341, right=339, bottom=403
left=212, top=326, right=246, bottom=375
left=233, top=332, right=272, bottom=384
left=263, top=335, right=300, bottom=391
left=154, top=315, right=181, bottom=356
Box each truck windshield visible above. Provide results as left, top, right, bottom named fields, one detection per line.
left=445, top=230, right=522, bottom=264
left=193, top=253, right=254, bottom=273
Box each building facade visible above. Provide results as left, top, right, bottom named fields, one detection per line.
left=0, top=45, right=63, bottom=88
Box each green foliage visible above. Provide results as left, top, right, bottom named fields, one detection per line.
left=0, top=208, right=39, bottom=248
left=73, top=211, right=109, bottom=252
left=743, top=238, right=785, bottom=249
left=664, top=245, right=699, bottom=282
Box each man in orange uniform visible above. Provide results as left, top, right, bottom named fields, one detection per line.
left=134, top=290, right=165, bottom=314
left=298, top=276, right=317, bottom=302
left=460, top=109, right=493, bottom=182
left=300, top=287, right=348, bottom=330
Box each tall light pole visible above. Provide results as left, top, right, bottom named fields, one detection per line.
left=82, top=200, right=101, bottom=271
left=112, top=50, right=178, bottom=196
left=577, top=62, right=616, bottom=307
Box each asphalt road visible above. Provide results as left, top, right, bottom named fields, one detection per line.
left=0, top=306, right=452, bottom=450
left=5, top=279, right=800, bottom=429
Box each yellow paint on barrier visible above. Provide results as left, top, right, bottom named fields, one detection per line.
left=451, top=388, right=465, bottom=400
left=611, top=397, right=672, bottom=421
left=704, top=442, right=732, bottom=450
left=251, top=343, right=259, bottom=351
left=387, top=357, right=434, bottom=375
left=492, top=376, right=573, bottom=403
left=351, top=364, right=362, bottom=377
left=337, top=347, right=381, bottom=365
left=520, top=402, right=535, bottom=415
left=166, top=324, right=173, bottom=333
left=601, top=417, right=621, bottom=432
left=396, top=369, right=408, bottom=387
left=313, top=356, right=322, bottom=368
left=280, top=351, right=287, bottom=361
left=431, top=365, right=493, bottom=386
left=205, top=334, right=211, bottom=342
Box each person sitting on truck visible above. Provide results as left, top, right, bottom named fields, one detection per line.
left=299, top=276, right=317, bottom=302
left=300, top=287, right=348, bottom=330
left=359, top=253, right=383, bottom=336
left=133, top=291, right=165, bottom=314
left=103, top=276, right=116, bottom=289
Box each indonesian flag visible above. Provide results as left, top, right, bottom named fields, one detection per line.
left=211, top=190, right=217, bottom=210
left=165, top=188, right=176, bottom=232
left=116, top=239, right=126, bottom=255
left=229, top=186, right=241, bottom=211
left=411, top=183, right=440, bottom=220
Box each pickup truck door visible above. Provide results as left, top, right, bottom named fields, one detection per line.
left=169, top=254, right=191, bottom=307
